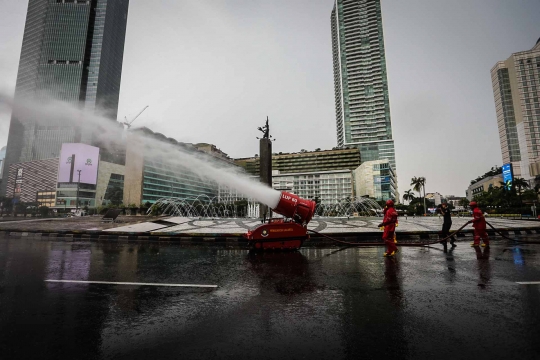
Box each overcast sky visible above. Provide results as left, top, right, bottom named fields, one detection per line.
left=1, top=0, right=539, bottom=197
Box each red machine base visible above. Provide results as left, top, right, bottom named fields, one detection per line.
left=244, top=218, right=309, bottom=251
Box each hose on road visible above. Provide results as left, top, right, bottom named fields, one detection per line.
left=485, top=221, right=540, bottom=245
left=307, top=222, right=471, bottom=247
left=308, top=220, right=540, bottom=247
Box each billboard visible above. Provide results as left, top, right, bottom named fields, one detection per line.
left=374, top=176, right=391, bottom=184
left=58, top=143, right=100, bottom=184
left=502, top=163, right=513, bottom=191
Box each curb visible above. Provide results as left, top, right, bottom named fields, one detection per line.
left=2, top=227, right=539, bottom=246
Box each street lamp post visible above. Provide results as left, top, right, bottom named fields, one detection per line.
left=76, top=170, right=81, bottom=211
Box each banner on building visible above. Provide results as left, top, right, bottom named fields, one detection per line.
left=502, top=163, right=513, bottom=191
left=374, top=176, right=390, bottom=184
left=57, top=143, right=100, bottom=184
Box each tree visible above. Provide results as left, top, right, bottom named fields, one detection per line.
left=14, top=202, right=28, bottom=217
left=408, top=197, right=431, bottom=215
left=410, top=177, right=427, bottom=215
left=458, top=197, right=470, bottom=208
left=403, top=189, right=415, bottom=204
left=106, top=186, right=124, bottom=206
left=513, top=177, right=530, bottom=211
left=521, top=189, right=537, bottom=202
left=395, top=203, right=408, bottom=212
left=0, top=196, right=14, bottom=216
left=514, top=177, right=530, bottom=193
left=39, top=206, right=50, bottom=218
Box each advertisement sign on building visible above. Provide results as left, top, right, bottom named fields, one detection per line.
left=374, top=176, right=390, bottom=184
left=57, top=143, right=100, bottom=184
left=13, top=168, right=23, bottom=197
left=502, top=163, right=513, bottom=191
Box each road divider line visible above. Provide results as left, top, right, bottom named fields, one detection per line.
left=516, top=281, right=540, bottom=285
left=45, top=279, right=217, bottom=288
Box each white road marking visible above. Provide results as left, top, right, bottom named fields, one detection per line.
left=45, top=280, right=217, bottom=288
left=516, top=281, right=540, bottom=285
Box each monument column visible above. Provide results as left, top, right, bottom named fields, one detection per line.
left=258, top=117, right=272, bottom=221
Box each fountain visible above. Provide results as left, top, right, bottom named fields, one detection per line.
left=150, top=195, right=383, bottom=218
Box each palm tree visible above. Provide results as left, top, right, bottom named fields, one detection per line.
left=411, top=177, right=427, bottom=215
left=513, top=177, right=530, bottom=213
left=403, top=189, right=415, bottom=204
left=514, top=177, right=530, bottom=192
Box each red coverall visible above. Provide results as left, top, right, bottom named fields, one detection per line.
left=472, top=207, right=490, bottom=246
left=381, top=207, right=398, bottom=254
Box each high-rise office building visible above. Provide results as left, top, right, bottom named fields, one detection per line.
left=331, top=0, right=396, bottom=171
left=1, top=0, right=129, bottom=196
left=0, top=146, right=6, bottom=183
left=491, top=39, right=540, bottom=181
left=354, top=159, right=397, bottom=201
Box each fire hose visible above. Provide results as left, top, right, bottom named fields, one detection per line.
left=307, top=220, right=540, bottom=247
left=485, top=221, right=540, bottom=244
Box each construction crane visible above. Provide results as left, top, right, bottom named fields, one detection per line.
left=123, top=105, right=149, bottom=129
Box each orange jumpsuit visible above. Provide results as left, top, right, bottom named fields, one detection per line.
left=472, top=207, right=490, bottom=246
left=382, top=207, right=398, bottom=254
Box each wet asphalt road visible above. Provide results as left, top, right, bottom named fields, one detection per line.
left=1, top=236, right=540, bottom=360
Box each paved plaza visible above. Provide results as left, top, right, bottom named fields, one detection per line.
left=1, top=215, right=539, bottom=237
left=104, top=216, right=540, bottom=236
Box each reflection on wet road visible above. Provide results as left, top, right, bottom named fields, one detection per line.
left=1, top=236, right=540, bottom=359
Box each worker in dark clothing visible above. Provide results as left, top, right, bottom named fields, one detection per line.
left=439, top=202, right=456, bottom=248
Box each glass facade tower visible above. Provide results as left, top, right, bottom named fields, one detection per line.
left=491, top=39, right=540, bottom=180
left=331, top=0, right=396, bottom=171
left=1, top=0, right=129, bottom=196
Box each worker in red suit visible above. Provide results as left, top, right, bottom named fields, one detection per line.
left=467, top=201, right=490, bottom=247
left=379, top=199, right=398, bottom=257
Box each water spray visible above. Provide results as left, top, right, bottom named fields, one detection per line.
left=0, top=93, right=281, bottom=210
left=0, top=93, right=321, bottom=250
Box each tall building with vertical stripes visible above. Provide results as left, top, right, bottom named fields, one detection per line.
left=331, top=0, right=396, bottom=172
left=1, top=0, right=129, bottom=196
left=491, top=38, right=540, bottom=180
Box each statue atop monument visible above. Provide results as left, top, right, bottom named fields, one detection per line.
left=257, top=116, right=270, bottom=139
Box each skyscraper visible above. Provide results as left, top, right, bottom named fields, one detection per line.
left=0, top=146, right=6, bottom=182
left=491, top=39, right=540, bottom=181
left=331, top=0, right=396, bottom=171
left=1, top=0, right=129, bottom=196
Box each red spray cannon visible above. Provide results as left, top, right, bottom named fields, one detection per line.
left=244, top=191, right=316, bottom=251
left=273, top=192, right=316, bottom=225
